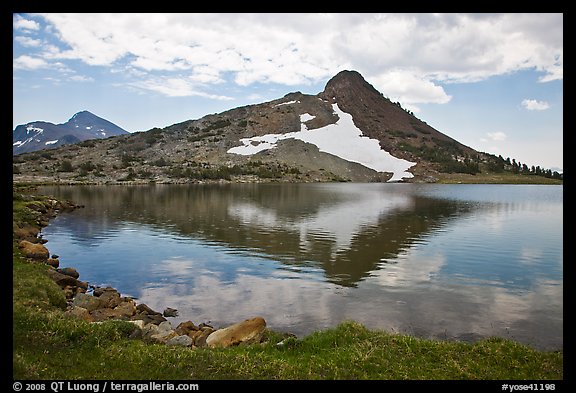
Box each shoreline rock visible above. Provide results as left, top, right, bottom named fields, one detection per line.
left=18, top=240, right=50, bottom=261
left=206, top=317, right=267, bottom=348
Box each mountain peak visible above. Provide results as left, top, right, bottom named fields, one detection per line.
left=320, top=70, right=381, bottom=104
left=63, top=111, right=128, bottom=135
left=327, top=69, right=365, bottom=84
left=67, top=110, right=110, bottom=125
left=13, top=110, right=129, bottom=155
left=70, top=110, right=95, bottom=119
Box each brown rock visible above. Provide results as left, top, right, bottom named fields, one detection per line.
left=114, top=300, right=136, bottom=318
left=13, top=225, right=39, bottom=241
left=166, top=335, right=194, bottom=347
left=146, top=314, right=168, bottom=325
left=72, top=293, right=103, bottom=312
left=194, top=328, right=214, bottom=348
left=46, top=258, right=60, bottom=268
left=150, top=330, right=178, bottom=344
left=57, top=267, right=80, bottom=279
left=92, top=287, right=107, bottom=297
left=149, top=321, right=177, bottom=343
left=205, top=317, right=266, bottom=348
left=163, top=307, right=179, bottom=317
left=45, top=269, right=81, bottom=289
left=65, top=306, right=94, bottom=322
left=130, top=313, right=156, bottom=325
left=98, top=290, right=122, bottom=308
left=175, top=321, right=199, bottom=336
left=18, top=240, right=49, bottom=260
left=188, top=330, right=204, bottom=343
left=63, top=286, right=76, bottom=299
left=136, top=303, right=162, bottom=316
left=90, top=308, right=126, bottom=322
left=76, top=280, right=89, bottom=290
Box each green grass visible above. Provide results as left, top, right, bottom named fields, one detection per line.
left=12, top=190, right=563, bottom=380
left=432, top=171, right=563, bottom=184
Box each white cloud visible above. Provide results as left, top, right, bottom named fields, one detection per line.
left=69, top=75, right=94, bottom=82
left=483, top=132, right=507, bottom=142
left=17, top=13, right=563, bottom=102
left=521, top=99, right=550, bottom=111
left=13, top=55, right=48, bottom=70
left=128, top=77, right=233, bottom=99
left=370, top=69, right=452, bottom=109
left=13, top=15, right=40, bottom=31
left=14, top=36, right=42, bottom=47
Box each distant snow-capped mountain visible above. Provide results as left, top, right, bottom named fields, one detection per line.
left=13, top=111, right=129, bottom=155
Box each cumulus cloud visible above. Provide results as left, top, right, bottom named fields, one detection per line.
left=14, top=36, right=42, bottom=47
left=69, top=75, right=94, bottom=82
left=13, top=15, right=40, bottom=31
left=128, top=76, right=234, bottom=99
left=521, top=99, right=550, bottom=111
left=17, top=13, right=563, bottom=103
left=13, top=55, right=49, bottom=70
left=483, top=132, right=507, bottom=142
left=370, top=69, right=452, bottom=110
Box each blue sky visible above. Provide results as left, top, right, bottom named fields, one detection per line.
left=13, top=13, right=563, bottom=171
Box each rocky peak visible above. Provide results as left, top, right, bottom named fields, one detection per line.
left=319, top=70, right=381, bottom=104
left=317, top=70, right=476, bottom=163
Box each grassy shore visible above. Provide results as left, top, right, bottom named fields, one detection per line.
left=431, top=172, right=563, bottom=184
left=12, top=188, right=563, bottom=380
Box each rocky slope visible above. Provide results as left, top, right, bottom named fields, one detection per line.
left=13, top=70, right=496, bottom=184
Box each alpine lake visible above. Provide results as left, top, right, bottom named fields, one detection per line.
left=37, top=183, right=563, bottom=351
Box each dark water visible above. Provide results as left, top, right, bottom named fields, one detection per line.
left=38, top=183, right=563, bottom=350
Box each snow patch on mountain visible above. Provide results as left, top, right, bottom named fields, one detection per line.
left=228, top=103, right=415, bottom=181
left=274, top=100, right=300, bottom=107
left=26, top=126, right=44, bottom=134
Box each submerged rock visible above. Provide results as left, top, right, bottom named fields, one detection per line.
left=136, top=303, right=163, bottom=316
left=163, top=307, right=179, bottom=317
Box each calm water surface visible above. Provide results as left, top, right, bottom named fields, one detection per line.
left=38, top=183, right=563, bottom=350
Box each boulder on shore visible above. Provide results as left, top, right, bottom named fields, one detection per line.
left=57, top=267, right=80, bottom=279
left=18, top=240, right=49, bottom=261
left=206, top=317, right=267, bottom=348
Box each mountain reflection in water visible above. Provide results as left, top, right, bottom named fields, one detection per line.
left=39, top=183, right=563, bottom=350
